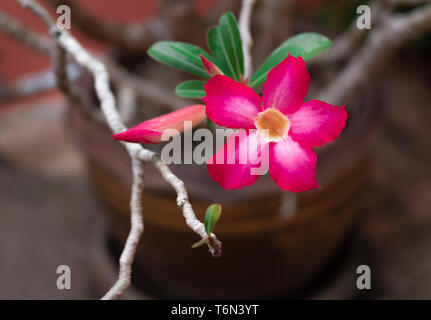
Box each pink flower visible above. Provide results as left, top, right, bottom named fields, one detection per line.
left=203, top=55, right=347, bottom=192
left=113, top=104, right=206, bottom=144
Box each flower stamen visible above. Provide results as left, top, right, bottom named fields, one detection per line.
left=255, top=108, right=290, bottom=142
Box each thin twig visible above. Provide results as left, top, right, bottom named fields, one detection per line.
left=309, top=0, right=385, bottom=68
left=151, top=155, right=221, bottom=257
left=101, top=158, right=145, bottom=300
left=52, top=41, right=106, bottom=126
left=0, top=9, right=51, bottom=54
left=239, top=0, right=257, bottom=79
left=14, top=0, right=221, bottom=301
left=310, top=0, right=429, bottom=68
left=44, top=0, right=171, bottom=52
left=0, top=7, right=105, bottom=123
left=0, top=8, right=183, bottom=113
left=118, top=85, right=137, bottom=125
left=0, top=68, right=56, bottom=100
left=387, top=0, right=429, bottom=7
left=103, top=58, right=187, bottom=112
left=318, top=2, right=431, bottom=105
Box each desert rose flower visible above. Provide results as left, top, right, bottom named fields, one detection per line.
left=113, top=104, right=206, bottom=144
left=203, top=55, right=347, bottom=192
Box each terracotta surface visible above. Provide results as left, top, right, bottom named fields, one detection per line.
left=0, top=0, right=222, bottom=84
left=0, top=0, right=156, bottom=83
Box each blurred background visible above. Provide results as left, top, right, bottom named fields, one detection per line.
left=0, top=0, right=431, bottom=299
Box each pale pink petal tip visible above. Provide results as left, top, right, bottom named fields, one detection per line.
left=288, top=100, right=348, bottom=147
left=269, top=136, right=319, bottom=192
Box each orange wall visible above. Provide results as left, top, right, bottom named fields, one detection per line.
left=0, top=0, right=217, bottom=83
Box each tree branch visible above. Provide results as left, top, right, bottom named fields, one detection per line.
left=318, top=2, right=431, bottom=106
left=309, top=0, right=385, bottom=68
left=44, top=0, right=171, bottom=52
left=101, top=158, right=145, bottom=300
left=0, top=6, right=50, bottom=54
left=151, top=155, right=221, bottom=257
left=239, top=0, right=257, bottom=79
left=103, top=58, right=187, bottom=112
left=15, top=0, right=221, bottom=300
left=0, top=7, right=105, bottom=123
left=387, top=0, right=430, bottom=7
left=52, top=41, right=106, bottom=126
left=0, top=8, right=183, bottom=113
left=117, top=84, right=137, bottom=125
left=44, top=0, right=201, bottom=53
left=310, top=0, right=429, bottom=68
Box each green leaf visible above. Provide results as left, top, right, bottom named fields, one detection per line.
left=148, top=41, right=212, bottom=79
left=206, top=118, right=215, bottom=132
left=175, top=80, right=206, bottom=99
left=207, top=27, right=231, bottom=78
left=249, top=33, right=332, bottom=87
left=204, top=204, right=222, bottom=236
left=208, top=12, right=244, bottom=81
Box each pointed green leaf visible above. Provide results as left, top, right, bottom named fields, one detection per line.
left=207, top=26, right=232, bottom=78
left=148, top=41, right=212, bottom=79
left=175, top=80, right=206, bottom=99
left=204, top=203, right=222, bottom=236
left=208, top=12, right=244, bottom=81
left=249, top=33, right=332, bottom=87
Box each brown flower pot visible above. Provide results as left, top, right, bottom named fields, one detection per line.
left=67, top=82, right=380, bottom=299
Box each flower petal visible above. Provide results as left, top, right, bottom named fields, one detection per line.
left=203, top=75, right=262, bottom=129
left=207, top=130, right=269, bottom=190
left=288, top=100, right=347, bottom=147
left=262, top=55, right=310, bottom=114
left=269, top=135, right=319, bottom=192
left=113, top=104, right=206, bottom=144
left=113, top=128, right=162, bottom=144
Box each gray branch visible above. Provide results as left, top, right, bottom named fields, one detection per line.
left=14, top=0, right=221, bottom=301
left=318, top=2, right=431, bottom=105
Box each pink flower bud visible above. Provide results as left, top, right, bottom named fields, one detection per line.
left=113, top=104, right=206, bottom=144
left=200, top=54, right=224, bottom=77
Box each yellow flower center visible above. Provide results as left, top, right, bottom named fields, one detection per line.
left=255, top=108, right=290, bottom=142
